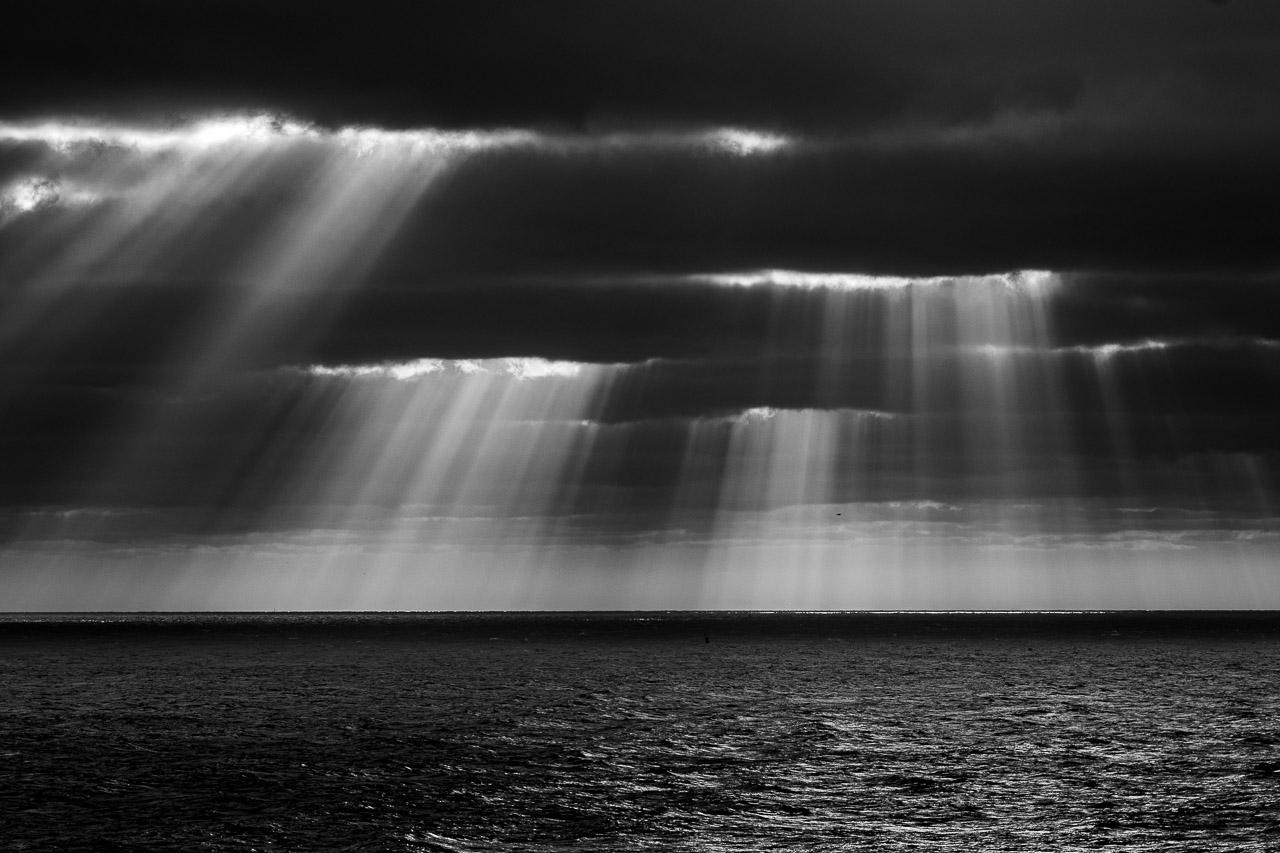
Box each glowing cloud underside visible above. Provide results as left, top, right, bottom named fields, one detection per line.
left=697, top=269, right=1057, bottom=292
left=306, top=358, right=586, bottom=382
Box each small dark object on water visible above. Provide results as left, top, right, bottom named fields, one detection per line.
left=704, top=634, right=710, bottom=643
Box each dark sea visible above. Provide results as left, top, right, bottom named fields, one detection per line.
left=2, top=612, right=1279, bottom=851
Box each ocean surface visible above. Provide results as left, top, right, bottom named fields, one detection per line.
left=2, top=612, right=1279, bottom=851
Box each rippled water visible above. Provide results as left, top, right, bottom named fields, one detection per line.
left=2, top=613, right=1279, bottom=850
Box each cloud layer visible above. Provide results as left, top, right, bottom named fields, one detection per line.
left=3, top=2, right=1280, bottom=607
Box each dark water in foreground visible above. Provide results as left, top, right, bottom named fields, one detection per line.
left=2, top=612, right=1279, bottom=851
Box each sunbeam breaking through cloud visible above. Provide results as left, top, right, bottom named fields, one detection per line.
left=1, top=102, right=1279, bottom=610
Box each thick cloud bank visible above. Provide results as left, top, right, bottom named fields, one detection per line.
left=2, top=2, right=1279, bottom=608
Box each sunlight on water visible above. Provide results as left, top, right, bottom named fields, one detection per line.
left=6, top=613, right=1279, bottom=850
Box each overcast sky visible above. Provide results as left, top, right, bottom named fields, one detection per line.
left=2, top=1, right=1278, bottom=610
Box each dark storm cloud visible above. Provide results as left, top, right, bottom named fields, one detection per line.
left=366, top=138, right=1280, bottom=277
left=9, top=132, right=1279, bottom=287
left=4, top=0, right=1279, bottom=135
left=4, top=0, right=1280, bottom=537
left=5, top=0, right=1280, bottom=366
left=9, top=270, right=1280, bottom=378
left=5, top=268, right=1280, bottom=518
